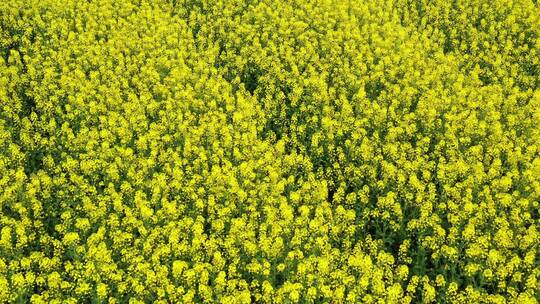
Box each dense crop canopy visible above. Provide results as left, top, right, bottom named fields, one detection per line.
left=1, top=0, right=539, bottom=303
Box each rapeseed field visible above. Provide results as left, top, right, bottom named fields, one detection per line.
left=0, top=0, right=539, bottom=303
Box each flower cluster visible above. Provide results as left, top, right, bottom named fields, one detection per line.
left=0, top=0, right=539, bottom=303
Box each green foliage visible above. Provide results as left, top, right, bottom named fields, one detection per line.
left=0, top=0, right=539, bottom=303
